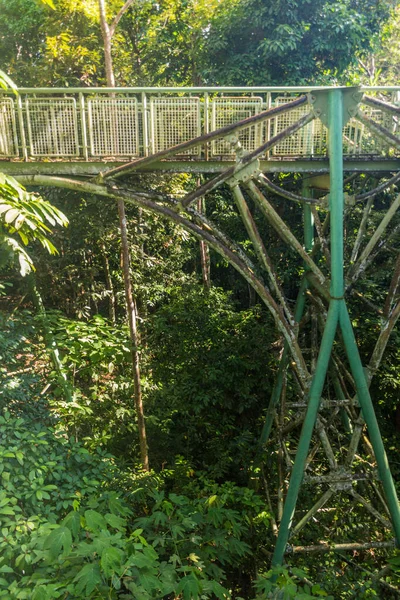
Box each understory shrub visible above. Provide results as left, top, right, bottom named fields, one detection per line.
left=0, top=410, right=260, bottom=598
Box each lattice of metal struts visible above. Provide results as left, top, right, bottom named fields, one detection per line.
left=210, top=96, right=263, bottom=157
left=270, top=97, right=319, bottom=156
left=344, top=108, right=391, bottom=155
left=149, top=97, right=201, bottom=156
left=0, top=98, right=18, bottom=157
left=87, top=97, right=139, bottom=157
left=25, top=98, right=79, bottom=157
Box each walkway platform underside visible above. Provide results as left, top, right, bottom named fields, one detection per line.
left=1, top=158, right=399, bottom=176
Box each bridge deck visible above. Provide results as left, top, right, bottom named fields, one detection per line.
left=1, top=86, right=400, bottom=175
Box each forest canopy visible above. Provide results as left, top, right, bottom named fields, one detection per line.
left=0, top=0, right=395, bottom=86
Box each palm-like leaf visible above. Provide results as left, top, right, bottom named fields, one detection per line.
left=0, top=173, right=68, bottom=275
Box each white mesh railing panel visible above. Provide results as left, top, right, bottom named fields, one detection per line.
left=0, top=98, right=18, bottom=157
left=343, top=117, right=366, bottom=155
left=344, top=108, right=390, bottom=155
left=26, top=98, right=79, bottom=157
left=150, top=97, right=201, bottom=155
left=271, top=97, right=317, bottom=156
left=87, top=97, right=139, bottom=157
left=210, top=97, right=263, bottom=157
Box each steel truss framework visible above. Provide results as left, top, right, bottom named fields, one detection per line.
left=12, top=87, right=400, bottom=573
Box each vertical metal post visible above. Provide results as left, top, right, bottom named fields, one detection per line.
left=10, top=98, right=19, bottom=158
left=271, top=89, right=343, bottom=567
left=16, top=95, right=28, bottom=161
left=142, top=92, right=149, bottom=156
left=204, top=92, right=209, bottom=161
left=328, top=89, right=344, bottom=300
left=79, top=93, right=89, bottom=160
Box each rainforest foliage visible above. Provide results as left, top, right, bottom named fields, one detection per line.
left=1, top=0, right=400, bottom=598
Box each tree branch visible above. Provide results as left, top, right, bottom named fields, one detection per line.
left=110, top=0, right=135, bottom=38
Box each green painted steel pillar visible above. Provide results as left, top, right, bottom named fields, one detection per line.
left=271, top=89, right=344, bottom=566
left=339, top=304, right=400, bottom=544
left=271, top=88, right=400, bottom=566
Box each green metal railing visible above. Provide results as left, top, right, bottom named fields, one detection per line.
left=0, top=86, right=399, bottom=163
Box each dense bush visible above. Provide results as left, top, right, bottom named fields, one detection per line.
left=145, top=286, right=276, bottom=480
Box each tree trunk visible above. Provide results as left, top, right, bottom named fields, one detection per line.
left=197, top=186, right=211, bottom=290
left=118, top=199, right=149, bottom=470
left=98, top=0, right=149, bottom=470
left=98, top=0, right=115, bottom=87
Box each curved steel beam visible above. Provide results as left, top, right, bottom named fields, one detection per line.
left=16, top=173, right=309, bottom=382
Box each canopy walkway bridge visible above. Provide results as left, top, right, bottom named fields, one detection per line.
left=2, top=85, right=400, bottom=579
left=0, top=85, right=400, bottom=174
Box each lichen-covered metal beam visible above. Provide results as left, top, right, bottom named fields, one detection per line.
left=258, top=173, right=322, bottom=205
left=245, top=180, right=325, bottom=283
left=181, top=112, right=316, bottom=208
left=355, top=171, right=400, bottom=202
left=362, top=95, right=400, bottom=116
left=356, top=109, right=400, bottom=152
left=230, top=183, right=293, bottom=323
left=16, top=174, right=309, bottom=382
left=347, top=194, right=400, bottom=284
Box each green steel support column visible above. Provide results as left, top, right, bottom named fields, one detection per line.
left=259, top=180, right=314, bottom=449
left=271, top=302, right=339, bottom=566
left=339, top=303, right=400, bottom=545
left=328, top=89, right=344, bottom=300
left=271, top=89, right=344, bottom=566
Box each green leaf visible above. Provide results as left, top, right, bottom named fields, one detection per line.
left=43, top=526, right=72, bottom=559
left=0, top=565, right=13, bottom=573
left=62, top=511, right=81, bottom=538
left=104, top=513, right=126, bottom=531
left=84, top=509, right=107, bottom=532
left=0, top=507, right=15, bottom=515
left=74, top=563, right=102, bottom=596
left=100, top=546, right=123, bottom=577
left=4, top=208, right=19, bottom=224
left=176, top=574, right=202, bottom=600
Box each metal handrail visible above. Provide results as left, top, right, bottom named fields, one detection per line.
left=0, top=86, right=399, bottom=162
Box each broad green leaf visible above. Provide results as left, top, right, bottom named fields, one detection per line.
left=100, top=546, right=123, bottom=577
left=0, top=507, right=15, bottom=515
left=0, top=565, right=14, bottom=573
left=43, top=526, right=72, bottom=559
left=74, top=563, right=102, bottom=596
left=176, top=574, right=202, bottom=600
left=84, top=509, right=107, bottom=532
left=32, top=587, right=48, bottom=600
left=4, top=208, right=19, bottom=224
left=104, top=513, right=126, bottom=531
left=62, top=511, right=81, bottom=538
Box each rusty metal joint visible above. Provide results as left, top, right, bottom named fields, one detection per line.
left=227, top=159, right=260, bottom=187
